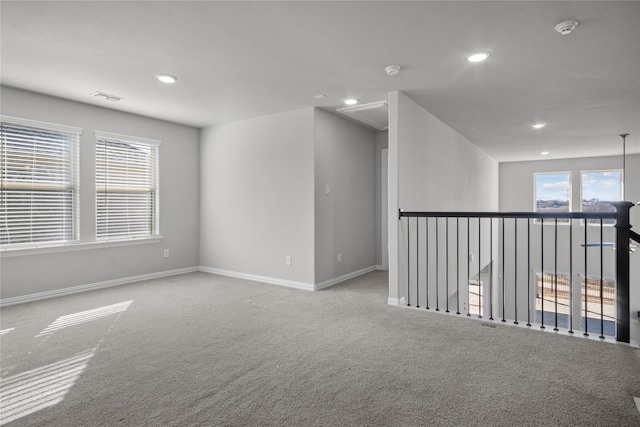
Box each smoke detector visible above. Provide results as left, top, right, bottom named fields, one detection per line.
left=554, top=20, right=579, bottom=35
left=92, top=91, right=123, bottom=102
left=385, top=65, right=401, bottom=76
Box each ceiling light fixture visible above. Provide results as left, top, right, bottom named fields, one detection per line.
left=156, top=74, right=178, bottom=83
left=344, top=98, right=358, bottom=106
left=385, top=65, right=401, bottom=76
left=532, top=123, right=546, bottom=129
left=466, top=51, right=490, bottom=63
left=541, top=151, right=550, bottom=155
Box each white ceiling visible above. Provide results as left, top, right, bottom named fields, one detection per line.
left=1, top=1, right=639, bottom=162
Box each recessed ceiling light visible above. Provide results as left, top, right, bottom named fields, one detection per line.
left=532, top=123, right=546, bottom=129
left=541, top=151, right=550, bottom=155
left=344, top=98, right=358, bottom=106
left=466, top=51, right=490, bottom=63
left=156, top=74, right=178, bottom=83
left=314, top=94, right=328, bottom=99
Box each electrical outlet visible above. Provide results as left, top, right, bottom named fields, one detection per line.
left=325, top=185, right=331, bottom=195
left=285, top=255, right=291, bottom=266
left=337, top=252, right=342, bottom=262
left=164, top=249, right=169, bottom=258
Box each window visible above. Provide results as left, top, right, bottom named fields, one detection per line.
left=581, top=170, right=622, bottom=225
left=0, top=116, right=80, bottom=248
left=534, top=172, right=571, bottom=223
left=95, top=132, right=159, bottom=240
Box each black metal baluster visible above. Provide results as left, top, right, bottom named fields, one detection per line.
left=514, top=218, right=519, bottom=325
left=478, top=217, right=481, bottom=318
left=446, top=218, right=449, bottom=313
left=467, top=217, right=471, bottom=317
left=502, top=218, right=506, bottom=322
left=599, top=218, right=604, bottom=339
left=407, top=217, right=411, bottom=306
left=426, top=217, right=430, bottom=310
left=541, top=218, right=545, bottom=329
left=456, top=217, right=460, bottom=314
left=554, top=218, right=559, bottom=331
left=416, top=218, right=420, bottom=308
left=435, top=218, right=440, bottom=311
left=569, top=219, right=574, bottom=334
left=584, top=220, right=589, bottom=337
left=527, top=218, right=531, bottom=327
left=489, top=218, right=494, bottom=321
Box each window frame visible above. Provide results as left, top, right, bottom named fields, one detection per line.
left=95, top=131, right=160, bottom=242
left=533, top=171, right=572, bottom=224
left=579, top=169, right=622, bottom=226
left=0, top=115, right=81, bottom=250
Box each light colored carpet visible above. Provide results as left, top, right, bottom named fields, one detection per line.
left=1, top=271, right=639, bottom=426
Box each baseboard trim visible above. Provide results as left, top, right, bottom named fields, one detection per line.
left=0, top=266, right=200, bottom=307
left=314, top=265, right=377, bottom=291
left=376, top=265, right=388, bottom=271
left=198, top=266, right=315, bottom=291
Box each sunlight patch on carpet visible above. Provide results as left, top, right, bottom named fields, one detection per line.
left=0, top=328, right=15, bottom=336
left=634, top=396, right=640, bottom=413
left=36, top=301, right=132, bottom=337
left=0, top=349, right=95, bottom=425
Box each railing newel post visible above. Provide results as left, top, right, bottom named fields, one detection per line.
left=613, top=201, right=634, bottom=343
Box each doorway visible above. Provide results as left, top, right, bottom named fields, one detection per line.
left=381, top=148, right=388, bottom=270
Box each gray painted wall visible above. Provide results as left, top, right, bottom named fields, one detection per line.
left=199, top=107, right=378, bottom=287
left=388, top=91, right=500, bottom=305
left=0, top=86, right=200, bottom=300
left=199, top=108, right=316, bottom=285
left=314, top=109, right=377, bottom=284
left=500, top=154, right=640, bottom=343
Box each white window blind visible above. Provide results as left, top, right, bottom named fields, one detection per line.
left=95, top=131, right=159, bottom=240
left=0, top=116, right=80, bottom=247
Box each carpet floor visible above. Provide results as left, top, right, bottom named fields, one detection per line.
left=1, top=271, right=639, bottom=426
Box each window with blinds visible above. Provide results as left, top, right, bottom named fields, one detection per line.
left=0, top=116, right=80, bottom=247
left=95, top=132, right=159, bottom=240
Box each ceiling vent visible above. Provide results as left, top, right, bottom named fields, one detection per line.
left=92, top=91, right=124, bottom=102
left=336, top=100, right=388, bottom=131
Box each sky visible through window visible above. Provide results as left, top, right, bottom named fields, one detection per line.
left=582, top=170, right=621, bottom=224
left=535, top=172, right=570, bottom=213
left=581, top=171, right=621, bottom=203
left=536, top=173, right=571, bottom=201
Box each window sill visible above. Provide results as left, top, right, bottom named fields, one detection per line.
left=0, top=237, right=163, bottom=258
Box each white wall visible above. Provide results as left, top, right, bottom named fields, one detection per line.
left=199, top=108, right=316, bottom=285
left=500, top=154, right=640, bottom=343
left=314, top=110, right=377, bottom=284
left=388, top=91, right=499, bottom=306
left=0, top=86, right=200, bottom=302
